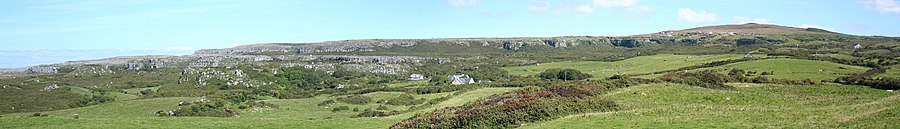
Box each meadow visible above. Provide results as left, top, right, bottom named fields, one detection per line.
left=502, top=54, right=745, bottom=78
left=0, top=87, right=518, bottom=129
left=694, top=58, right=870, bottom=81
left=522, top=83, right=899, bottom=128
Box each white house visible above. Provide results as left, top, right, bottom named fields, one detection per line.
left=448, top=74, right=475, bottom=85
left=408, top=74, right=425, bottom=81
left=853, top=44, right=862, bottom=49
left=744, top=53, right=755, bottom=58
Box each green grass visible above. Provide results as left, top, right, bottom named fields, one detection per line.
left=122, top=86, right=160, bottom=96
left=875, top=64, right=900, bottom=78
left=64, top=86, right=138, bottom=101
left=0, top=87, right=518, bottom=129
left=701, top=58, right=870, bottom=81
left=521, top=83, right=900, bottom=128
left=502, top=54, right=744, bottom=78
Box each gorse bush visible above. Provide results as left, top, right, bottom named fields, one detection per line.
left=332, top=106, right=350, bottom=112
left=317, top=100, right=335, bottom=106
left=385, top=94, right=426, bottom=106
left=539, top=68, right=592, bottom=80
left=834, top=76, right=900, bottom=90
left=391, top=81, right=620, bottom=128
left=337, top=95, right=371, bottom=105
left=656, top=70, right=732, bottom=89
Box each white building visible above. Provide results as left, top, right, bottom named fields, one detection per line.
left=853, top=44, right=862, bottom=49
left=408, top=74, right=425, bottom=81
left=448, top=74, right=475, bottom=85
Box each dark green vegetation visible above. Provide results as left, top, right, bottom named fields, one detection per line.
left=1, top=24, right=899, bottom=128
left=539, top=68, right=593, bottom=80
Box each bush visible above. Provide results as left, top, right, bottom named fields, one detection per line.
left=317, top=100, right=336, bottom=106
left=385, top=94, right=426, bottom=106
left=539, top=68, right=592, bottom=80
left=391, top=83, right=619, bottom=128
left=140, top=89, right=155, bottom=95
left=656, top=70, right=732, bottom=89
left=167, top=100, right=238, bottom=117
left=376, top=105, right=389, bottom=110
left=337, top=95, right=371, bottom=105
left=356, top=109, right=393, bottom=118
left=332, top=106, right=350, bottom=112
left=834, top=76, right=900, bottom=90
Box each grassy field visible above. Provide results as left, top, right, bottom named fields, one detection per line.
left=0, top=87, right=519, bottom=129
left=699, top=58, right=869, bottom=81
left=521, top=83, right=900, bottom=128
left=502, top=54, right=744, bottom=78
left=876, top=64, right=900, bottom=78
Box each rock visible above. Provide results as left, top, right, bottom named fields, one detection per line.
left=41, top=84, right=59, bottom=91
left=28, top=66, right=58, bottom=73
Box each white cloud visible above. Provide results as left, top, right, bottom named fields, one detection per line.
left=448, top=0, right=479, bottom=7
left=796, top=24, right=835, bottom=31
left=619, top=4, right=654, bottom=18
left=574, top=4, right=595, bottom=13
left=594, top=0, right=654, bottom=17
left=528, top=2, right=550, bottom=12
left=593, top=0, right=638, bottom=8
left=678, top=8, right=718, bottom=23
left=861, top=0, right=900, bottom=13
left=733, top=16, right=770, bottom=24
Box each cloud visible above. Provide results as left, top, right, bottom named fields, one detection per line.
left=574, top=4, right=595, bottom=13
left=796, top=24, right=835, bottom=31
left=448, top=0, right=480, bottom=7
left=591, top=0, right=654, bottom=17
left=861, top=0, right=900, bottom=13
left=593, top=0, right=638, bottom=8
left=678, top=8, right=718, bottom=23
left=733, top=16, right=770, bottom=24
left=528, top=2, right=550, bottom=12
left=527, top=2, right=576, bottom=16
left=619, top=4, right=654, bottom=18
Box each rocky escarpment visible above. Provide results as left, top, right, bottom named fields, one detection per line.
left=193, top=36, right=678, bottom=55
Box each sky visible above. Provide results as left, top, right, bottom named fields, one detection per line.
left=1, top=0, right=899, bottom=68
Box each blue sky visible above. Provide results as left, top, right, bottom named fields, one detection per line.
left=1, top=0, right=899, bottom=68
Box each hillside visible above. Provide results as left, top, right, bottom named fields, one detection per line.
left=674, top=23, right=843, bottom=35
left=0, top=23, right=898, bottom=128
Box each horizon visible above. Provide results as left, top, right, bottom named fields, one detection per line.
left=2, top=0, right=900, bottom=68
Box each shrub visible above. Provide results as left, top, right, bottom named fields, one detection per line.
left=332, top=106, right=350, bottom=112
left=656, top=70, right=732, bottom=89
left=834, top=76, right=900, bottom=90
left=539, top=68, right=592, bottom=80
left=391, top=83, right=619, bottom=128
left=376, top=105, right=389, bottom=110
left=337, top=95, right=371, bottom=105
left=140, top=89, right=155, bottom=95
left=317, top=100, right=335, bottom=106
left=356, top=110, right=392, bottom=117
left=385, top=94, right=426, bottom=106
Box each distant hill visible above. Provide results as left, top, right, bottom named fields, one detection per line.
left=673, top=23, right=843, bottom=35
